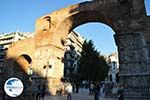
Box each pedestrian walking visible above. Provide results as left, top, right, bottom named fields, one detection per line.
left=2, top=87, right=6, bottom=100
left=41, top=84, right=46, bottom=100
left=36, top=85, right=41, bottom=100
left=76, top=82, right=80, bottom=93
left=94, top=82, right=100, bottom=100
left=89, top=82, right=94, bottom=95
left=100, top=84, right=105, bottom=97
left=66, top=83, right=73, bottom=100
left=117, top=86, right=124, bottom=100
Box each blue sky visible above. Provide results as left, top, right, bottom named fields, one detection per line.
left=0, top=0, right=149, bottom=55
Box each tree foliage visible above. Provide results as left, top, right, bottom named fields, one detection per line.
left=79, top=40, right=109, bottom=81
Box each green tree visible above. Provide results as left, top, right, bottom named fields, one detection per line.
left=79, top=40, right=109, bottom=81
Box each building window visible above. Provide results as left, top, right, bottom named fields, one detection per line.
left=0, top=56, right=4, bottom=59
left=42, top=16, right=51, bottom=31
left=110, top=75, right=112, bottom=82
left=67, top=62, right=71, bottom=67
left=66, top=69, right=70, bottom=75
left=112, top=62, right=116, bottom=70
left=65, top=53, right=71, bottom=59
left=0, top=62, right=3, bottom=67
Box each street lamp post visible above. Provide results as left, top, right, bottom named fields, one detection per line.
left=28, top=64, right=33, bottom=75
left=45, top=57, right=54, bottom=79
left=45, top=61, right=52, bottom=80
left=28, top=64, right=33, bottom=81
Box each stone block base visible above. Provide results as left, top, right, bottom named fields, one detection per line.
left=124, top=88, right=150, bottom=100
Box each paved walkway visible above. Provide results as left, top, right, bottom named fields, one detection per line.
left=0, top=88, right=117, bottom=100
left=45, top=88, right=117, bottom=100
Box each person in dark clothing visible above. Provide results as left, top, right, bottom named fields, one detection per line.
left=118, top=86, right=124, bottom=100
left=2, top=88, right=6, bottom=100
left=76, top=83, right=80, bottom=93
left=36, top=85, right=41, bottom=100
left=94, top=82, right=100, bottom=100
left=41, top=85, right=46, bottom=100
left=89, top=82, right=94, bottom=95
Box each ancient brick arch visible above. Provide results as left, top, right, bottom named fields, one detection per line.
left=55, top=11, right=114, bottom=37
left=14, top=54, right=32, bottom=73
left=4, top=0, right=150, bottom=98
left=12, top=54, right=32, bottom=84
left=35, top=0, right=147, bottom=47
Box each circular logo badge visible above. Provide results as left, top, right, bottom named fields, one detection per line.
left=4, top=77, right=24, bottom=97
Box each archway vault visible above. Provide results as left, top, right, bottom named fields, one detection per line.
left=56, top=10, right=114, bottom=35
left=35, top=0, right=147, bottom=49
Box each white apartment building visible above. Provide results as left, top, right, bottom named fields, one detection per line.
left=107, top=52, right=119, bottom=83
left=0, top=32, right=34, bottom=72
left=64, top=31, right=84, bottom=80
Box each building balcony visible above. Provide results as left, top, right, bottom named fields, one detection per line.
left=0, top=40, right=13, bottom=45
left=0, top=52, right=4, bottom=55
left=0, top=59, right=4, bottom=61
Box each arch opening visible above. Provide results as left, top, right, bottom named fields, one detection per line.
left=63, top=22, right=118, bottom=83
left=14, top=54, right=32, bottom=73
left=144, top=0, right=150, bottom=16
left=21, top=54, right=32, bottom=64
left=59, top=8, right=119, bottom=86
left=74, top=22, right=117, bottom=55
